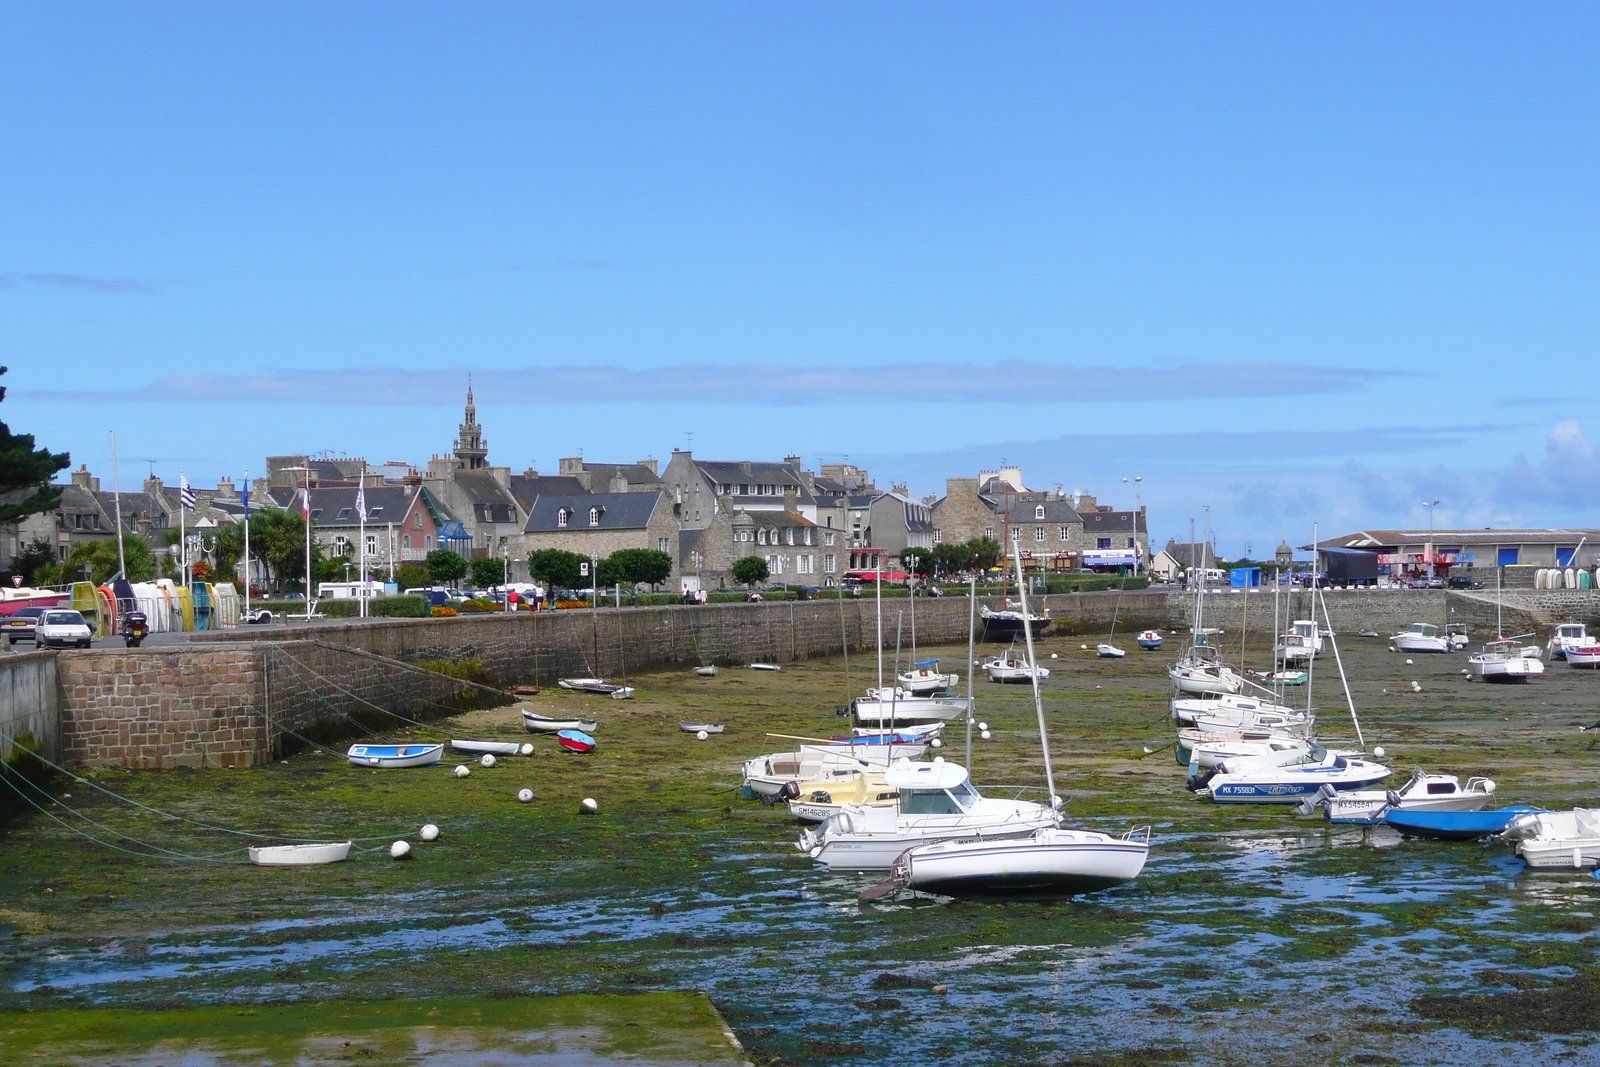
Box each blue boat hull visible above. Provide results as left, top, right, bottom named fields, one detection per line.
left=1383, top=805, right=1543, bottom=841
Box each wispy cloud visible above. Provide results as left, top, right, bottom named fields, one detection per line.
left=1, top=272, right=177, bottom=294
left=24, top=360, right=1393, bottom=406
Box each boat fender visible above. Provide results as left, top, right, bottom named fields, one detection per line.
left=1373, top=747, right=1386, bottom=759
left=1483, top=780, right=1496, bottom=794
left=980, top=731, right=991, bottom=740
left=930, top=738, right=942, bottom=749
left=389, top=840, right=412, bottom=860
left=580, top=797, right=598, bottom=814
left=453, top=765, right=471, bottom=778
left=420, top=824, right=440, bottom=841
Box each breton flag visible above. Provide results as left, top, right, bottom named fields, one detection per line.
left=180, top=475, right=196, bottom=511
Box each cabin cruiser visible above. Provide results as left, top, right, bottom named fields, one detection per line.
left=1388, top=623, right=1452, bottom=654
left=1306, top=770, right=1496, bottom=824
left=1274, top=619, right=1324, bottom=663
left=1189, top=744, right=1392, bottom=804
left=1547, top=623, right=1596, bottom=661
left=796, top=760, right=1057, bottom=870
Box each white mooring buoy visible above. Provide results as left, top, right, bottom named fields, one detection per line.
left=520, top=743, right=534, bottom=756
left=517, top=788, right=534, bottom=803
left=980, top=730, right=992, bottom=740
left=696, top=730, right=709, bottom=741
left=420, top=824, right=439, bottom=842
left=580, top=797, right=598, bottom=814
left=389, top=840, right=412, bottom=860
left=480, top=754, right=497, bottom=768
left=453, top=765, right=471, bottom=778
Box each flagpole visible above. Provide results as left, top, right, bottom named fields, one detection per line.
left=303, top=475, right=312, bottom=615
left=179, top=469, right=188, bottom=589
left=242, top=469, right=251, bottom=620
left=109, top=432, right=126, bottom=579
left=358, top=463, right=367, bottom=618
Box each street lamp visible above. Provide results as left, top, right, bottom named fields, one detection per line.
left=1122, top=476, right=1143, bottom=574
left=1422, top=499, right=1441, bottom=585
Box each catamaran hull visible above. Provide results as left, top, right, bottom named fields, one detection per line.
left=903, top=835, right=1148, bottom=897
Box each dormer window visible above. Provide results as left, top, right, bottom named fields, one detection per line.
left=369, top=507, right=382, bottom=517
left=337, top=508, right=352, bottom=520
left=589, top=507, right=601, bottom=526
left=1034, top=505, right=1045, bottom=520
left=557, top=508, right=570, bottom=528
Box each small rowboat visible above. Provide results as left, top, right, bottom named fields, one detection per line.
left=346, top=743, right=443, bottom=769
left=1247, top=669, right=1308, bottom=686
left=557, top=729, right=597, bottom=753
left=748, top=663, right=781, bottom=671
left=694, top=665, right=718, bottom=677
left=521, top=710, right=600, bottom=733
left=507, top=684, right=542, bottom=697
left=1137, top=631, right=1163, bottom=650
left=451, top=739, right=530, bottom=756
left=558, top=678, right=630, bottom=695
left=680, top=721, right=725, bottom=734
left=1097, top=643, right=1126, bottom=658
left=609, top=687, right=635, bottom=700
left=248, top=841, right=351, bottom=867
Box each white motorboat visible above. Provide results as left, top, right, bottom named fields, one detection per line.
left=521, top=710, right=601, bottom=733
left=897, top=659, right=959, bottom=695
left=1181, top=731, right=1320, bottom=771
left=248, top=841, right=352, bottom=867
left=1310, top=770, right=1496, bottom=824
left=1470, top=638, right=1546, bottom=682
left=1096, top=644, right=1126, bottom=659
left=851, top=688, right=972, bottom=725
left=1500, top=808, right=1600, bottom=869
left=1547, top=623, right=1593, bottom=661
left=1137, top=630, right=1163, bottom=650
left=1274, top=619, right=1324, bottom=663
left=1168, top=644, right=1243, bottom=695
left=1567, top=644, right=1600, bottom=669
left=796, top=760, right=1057, bottom=870
left=895, top=826, right=1150, bottom=898
left=450, top=739, right=531, bottom=756
left=984, top=653, right=1049, bottom=683
left=1191, top=744, right=1392, bottom=804
left=786, top=770, right=900, bottom=822
left=1388, top=623, right=1450, bottom=654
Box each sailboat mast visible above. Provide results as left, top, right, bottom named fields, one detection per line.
left=109, top=432, right=126, bottom=579
left=1305, top=522, right=1318, bottom=718
left=1012, top=536, right=1056, bottom=806
left=965, top=571, right=977, bottom=770
left=875, top=570, right=883, bottom=689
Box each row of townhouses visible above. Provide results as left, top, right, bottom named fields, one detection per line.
left=5, top=389, right=1150, bottom=590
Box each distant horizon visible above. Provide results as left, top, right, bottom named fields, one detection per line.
left=7, top=4, right=1600, bottom=555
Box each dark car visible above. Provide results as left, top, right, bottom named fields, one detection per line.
left=1447, top=576, right=1484, bottom=590
left=4, top=606, right=47, bottom=645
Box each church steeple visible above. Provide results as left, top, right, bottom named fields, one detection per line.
left=453, top=380, right=489, bottom=470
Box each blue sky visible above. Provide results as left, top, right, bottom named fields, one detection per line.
left=5, top=3, right=1600, bottom=555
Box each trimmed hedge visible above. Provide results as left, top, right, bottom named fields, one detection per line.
left=371, top=595, right=429, bottom=618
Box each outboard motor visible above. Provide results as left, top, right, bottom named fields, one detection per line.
left=1185, top=767, right=1217, bottom=793
left=1499, top=812, right=1544, bottom=842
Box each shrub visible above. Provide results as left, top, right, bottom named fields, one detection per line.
left=458, top=597, right=497, bottom=614
left=430, top=606, right=459, bottom=617
left=371, top=595, right=429, bottom=618
left=553, top=599, right=588, bottom=610
left=320, top=599, right=358, bottom=618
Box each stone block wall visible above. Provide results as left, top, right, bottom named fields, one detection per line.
left=0, top=651, right=61, bottom=763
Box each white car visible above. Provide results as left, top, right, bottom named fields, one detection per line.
left=35, top=609, right=94, bottom=650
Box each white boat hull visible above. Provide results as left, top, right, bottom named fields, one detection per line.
left=1096, top=644, right=1125, bottom=659
left=852, top=695, right=972, bottom=725
left=805, top=810, right=1058, bottom=870
left=1505, top=809, right=1600, bottom=868
left=898, top=670, right=959, bottom=695
left=1169, top=664, right=1242, bottom=695
left=1566, top=647, right=1600, bottom=669
left=521, top=711, right=601, bottom=733
left=1389, top=635, right=1449, bottom=653
left=248, top=841, right=352, bottom=867
left=1471, top=654, right=1545, bottom=681
left=902, top=828, right=1149, bottom=896
left=450, top=739, right=526, bottom=756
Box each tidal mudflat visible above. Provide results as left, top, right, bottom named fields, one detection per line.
left=2, top=628, right=1598, bottom=1066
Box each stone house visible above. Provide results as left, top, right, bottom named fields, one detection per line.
left=1007, top=498, right=1085, bottom=571
left=930, top=477, right=1001, bottom=546
left=268, top=484, right=453, bottom=579
left=659, top=450, right=818, bottom=530
left=556, top=456, right=663, bottom=493
left=1150, top=540, right=1218, bottom=581
left=521, top=492, right=678, bottom=577
left=867, top=490, right=938, bottom=559
left=1078, top=506, right=1149, bottom=571
left=679, top=496, right=824, bottom=588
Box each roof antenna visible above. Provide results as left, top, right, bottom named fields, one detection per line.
left=684, top=431, right=694, bottom=451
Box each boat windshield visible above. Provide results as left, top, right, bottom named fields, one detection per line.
left=1411, top=624, right=1437, bottom=637
left=948, top=781, right=980, bottom=810
left=1307, top=744, right=1329, bottom=762
left=900, top=788, right=965, bottom=815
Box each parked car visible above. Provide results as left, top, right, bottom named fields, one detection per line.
left=4, top=607, right=47, bottom=646
left=35, top=609, right=94, bottom=649
left=1407, top=577, right=1446, bottom=589
left=1447, top=576, right=1484, bottom=590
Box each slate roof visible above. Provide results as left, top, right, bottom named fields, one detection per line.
left=507, top=474, right=589, bottom=511
left=1159, top=541, right=1215, bottom=567
left=1012, top=499, right=1082, bottom=524
left=1080, top=509, right=1146, bottom=535
left=266, top=485, right=429, bottom=528
left=582, top=462, right=663, bottom=489
left=452, top=470, right=523, bottom=524
left=695, top=461, right=816, bottom=503
left=524, top=492, right=663, bottom=533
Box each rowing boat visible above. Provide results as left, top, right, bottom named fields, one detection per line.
left=248, top=841, right=352, bottom=866
left=521, top=710, right=600, bottom=733
left=557, top=729, right=597, bottom=753
left=345, top=743, right=443, bottom=769
left=450, top=739, right=530, bottom=756
left=679, top=721, right=724, bottom=734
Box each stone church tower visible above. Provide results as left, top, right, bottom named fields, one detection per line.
left=452, top=385, right=489, bottom=470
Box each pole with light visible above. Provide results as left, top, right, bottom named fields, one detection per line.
left=1121, top=475, right=1143, bottom=574
left=1422, top=499, right=1441, bottom=585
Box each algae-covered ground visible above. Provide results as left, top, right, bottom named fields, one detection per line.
left=2, top=626, right=1599, bottom=1066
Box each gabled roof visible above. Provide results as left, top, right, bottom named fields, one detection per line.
left=451, top=469, right=522, bottom=524
left=268, top=485, right=420, bottom=528
left=583, top=462, right=662, bottom=488
left=507, top=474, right=590, bottom=510
left=1158, top=541, right=1215, bottom=567
left=731, top=507, right=816, bottom=529
left=1080, top=509, right=1145, bottom=535
left=693, top=460, right=816, bottom=503
left=1011, top=499, right=1082, bottom=524
left=524, top=492, right=662, bottom=533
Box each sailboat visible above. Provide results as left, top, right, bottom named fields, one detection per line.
left=1097, top=561, right=1129, bottom=657
left=854, top=585, right=971, bottom=725
left=883, top=536, right=1150, bottom=898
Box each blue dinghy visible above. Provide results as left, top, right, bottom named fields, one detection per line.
left=1383, top=805, right=1544, bottom=841
left=346, top=743, right=444, bottom=769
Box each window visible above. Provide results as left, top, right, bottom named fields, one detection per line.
left=824, top=553, right=836, bottom=572
left=1128, top=537, right=1136, bottom=548
left=1034, top=505, right=1045, bottom=519
left=767, top=554, right=779, bottom=573
left=1035, top=526, right=1047, bottom=541
left=900, top=789, right=963, bottom=815
left=1098, top=537, right=1112, bottom=550
left=933, top=529, right=942, bottom=543
left=804, top=528, right=813, bottom=546
left=984, top=527, right=995, bottom=539
left=310, top=509, right=322, bottom=519
left=334, top=535, right=349, bottom=555
left=557, top=509, right=569, bottom=528
left=426, top=535, right=433, bottom=548
left=588, top=507, right=600, bottom=526
left=414, top=513, right=423, bottom=529
left=337, top=508, right=352, bottom=520
left=825, top=531, right=835, bottom=546
left=785, top=528, right=794, bottom=546
left=366, top=535, right=377, bottom=556
left=1058, top=526, right=1070, bottom=540
left=739, top=484, right=748, bottom=495
left=658, top=537, right=669, bottom=553
left=403, top=534, right=412, bottom=549
left=369, top=507, right=382, bottom=517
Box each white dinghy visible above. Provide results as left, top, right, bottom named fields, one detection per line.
left=693, top=665, right=718, bottom=676
left=897, top=659, right=959, bottom=695
left=851, top=687, right=971, bottom=725
left=1096, top=644, right=1126, bottom=659
left=451, top=739, right=531, bottom=756
left=1500, top=809, right=1600, bottom=869
left=521, top=710, right=600, bottom=733
left=249, top=841, right=352, bottom=867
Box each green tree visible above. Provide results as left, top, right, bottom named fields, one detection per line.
left=425, top=549, right=469, bottom=585
left=731, top=555, right=770, bottom=589
left=9, top=537, right=58, bottom=586
left=966, top=536, right=1003, bottom=573
left=900, top=547, right=934, bottom=579
left=594, top=554, right=626, bottom=589
left=0, top=366, right=70, bottom=526
left=240, top=509, right=325, bottom=594
left=606, top=548, right=673, bottom=590
left=397, top=562, right=430, bottom=590
left=470, top=555, right=509, bottom=589
left=59, top=534, right=158, bottom=585
left=527, top=548, right=587, bottom=592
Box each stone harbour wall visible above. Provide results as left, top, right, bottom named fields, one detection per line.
left=0, top=651, right=61, bottom=764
